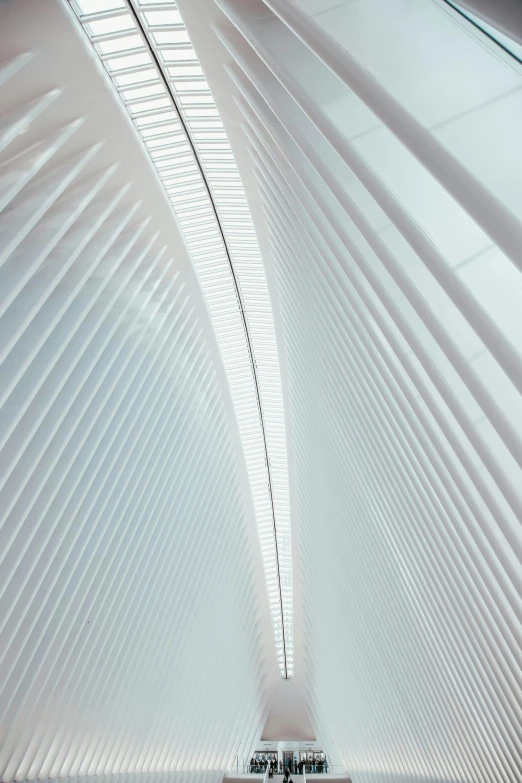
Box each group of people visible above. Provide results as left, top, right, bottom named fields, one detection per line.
left=303, top=760, right=327, bottom=774
left=249, top=758, right=281, bottom=775
left=248, top=758, right=327, bottom=775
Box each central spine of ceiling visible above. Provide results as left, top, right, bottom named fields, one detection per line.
left=125, top=1, right=290, bottom=676
left=70, top=0, right=293, bottom=678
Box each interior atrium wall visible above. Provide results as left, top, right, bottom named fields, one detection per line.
left=0, top=1, right=273, bottom=780
left=1, top=1, right=522, bottom=782
left=183, top=0, right=522, bottom=781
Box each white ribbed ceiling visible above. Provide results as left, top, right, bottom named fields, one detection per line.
left=182, top=0, right=522, bottom=779
left=2, top=0, right=522, bottom=782
left=0, top=2, right=274, bottom=780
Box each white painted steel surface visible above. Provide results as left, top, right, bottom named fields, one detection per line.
left=199, top=0, right=522, bottom=780
left=0, top=1, right=274, bottom=779
left=2, top=0, right=522, bottom=782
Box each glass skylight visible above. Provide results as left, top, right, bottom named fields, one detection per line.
left=70, top=0, right=293, bottom=678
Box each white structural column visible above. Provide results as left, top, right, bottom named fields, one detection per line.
left=198, top=0, right=522, bottom=781
left=0, top=1, right=274, bottom=780
left=68, top=0, right=293, bottom=679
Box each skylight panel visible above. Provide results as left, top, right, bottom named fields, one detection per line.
left=168, top=65, right=204, bottom=77
left=183, top=108, right=219, bottom=117
left=105, top=52, right=151, bottom=70
left=128, top=97, right=171, bottom=113
left=160, top=48, right=197, bottom=62
left=96, top=34, right=143, bottom=54
left=86, top=16, right=135, bottom=36
left=114, top=68, right=157, bottom=86
left=122, top=83, right=165, bottom=101
left=144, top=9, right=183, bottom=26
left=77, top=0, right=124, bottom=12
left=134, top=110, right=178, bottom=126
left=152, top=30, right=191, bottom=45
left=174, top=80, right=209, bottom=92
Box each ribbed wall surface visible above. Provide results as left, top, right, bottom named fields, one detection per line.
left=0, top=2, right=271, bottom=780
left=3, top=1, right=522, bottom=782
left=201, top=0, right=522, bottom=781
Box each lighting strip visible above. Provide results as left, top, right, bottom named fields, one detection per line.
left=69, top=0, right=293, bottom=677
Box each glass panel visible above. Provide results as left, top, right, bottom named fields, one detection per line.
left=144, top=10, right=183, bottom=26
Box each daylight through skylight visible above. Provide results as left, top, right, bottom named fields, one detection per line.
left=69, top=0, right=293, bottom=678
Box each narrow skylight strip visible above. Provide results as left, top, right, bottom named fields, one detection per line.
left=70, top=0, right=293, bottom=677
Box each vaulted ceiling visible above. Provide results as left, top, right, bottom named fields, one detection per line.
left=0, top=1, right=521, bottom=783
